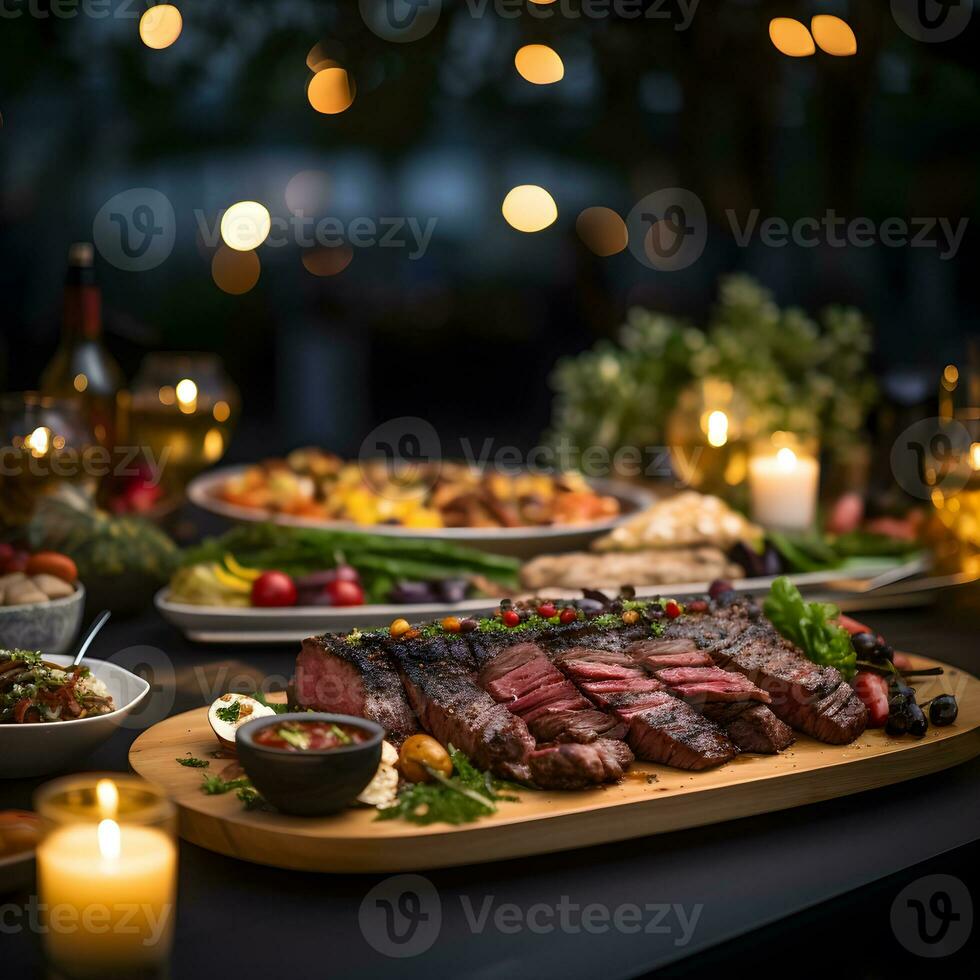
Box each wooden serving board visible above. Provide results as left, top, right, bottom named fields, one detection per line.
left=129, top=655, right=980, bottom=873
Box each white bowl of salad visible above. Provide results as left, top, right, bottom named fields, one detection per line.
left=0, top=651, right=151, bottom=778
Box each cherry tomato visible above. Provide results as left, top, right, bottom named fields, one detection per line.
left=441, top=616, right=461, bottom=633
left=537, top=603, right=557, bottom=619
left=559, top=607, right=577, bottom=624
left=251, top=571, right=298, bottom=608
left=324, top=579, right=365, bottom=607
left=502, top=610, right=521, bottom=627
left=25, top=552, right=78, bottom=585
left=664, top=600, right=682, bottom=619
left=3, top=550, right=30, bottom=574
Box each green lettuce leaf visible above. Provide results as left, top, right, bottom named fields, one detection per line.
left=763, top=577, right=856, bottom=680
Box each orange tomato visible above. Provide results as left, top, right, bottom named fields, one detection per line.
left=25, top=552, right=78, bottom=584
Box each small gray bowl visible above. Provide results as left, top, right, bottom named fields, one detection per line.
left=237, top=713, right=384, bottom=816
left=0, top=585, right=85, bottom=656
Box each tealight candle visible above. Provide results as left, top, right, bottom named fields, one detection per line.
left=748, top=434, right=820, bottom=531
left=34, top=775, right=177, bottom=980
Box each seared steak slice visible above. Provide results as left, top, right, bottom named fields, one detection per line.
left=389, top=636, right=534, bottom=782
left=707, top=620, right=867, bottom=744
left=613, top=691, right=737, bottom=770
left=627, top=638, right=714, bottom=671
left=476, top=641, right=627, bottom=749
left=529, top=739, right=634, bottom=790
left=654, top=666, right=771, bottom=705
left=703, top=702, right=795, bottom=754
left=556, top=647, right=736, bottom=770
left=294, top=635, right=419, bottom=744
left=579, top=676, right=665, bottom=709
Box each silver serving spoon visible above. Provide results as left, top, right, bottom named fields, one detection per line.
left=73, top=610, right=112, bottom=667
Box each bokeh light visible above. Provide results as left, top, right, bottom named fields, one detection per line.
left=308, top=68, right=355, bottom=114
left=220, top=201, right=272, bottom=251
left=212, top=246, right=261, bottom=294
left=302, top=245, right=354, bottom=277
left=576, top=207, right=628, bottom=256
left=139, top=5, right=183, bottom=50
left=515, top=45, right=565, bottom=85
left=811, top=15, right=857, bottom=56
left=285, top=170, right=331, bottom=216
left=502, top=185, right=558, bottom=233
left=769, top=18, right=816, bottom=57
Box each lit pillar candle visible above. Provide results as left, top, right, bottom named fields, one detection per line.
left=34, top=776, right=177, bottom=980
left=748, top=437, right=820, bottom=531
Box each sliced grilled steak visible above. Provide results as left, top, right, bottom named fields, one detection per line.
left=613, top=691, right=738, bottom=770
left=702, top=702, right=796, bottom=754
left=627, top=638, right=714, bottom=671
left=675, top=610, right=868, bottom=745
left=654, top=666, right=771, bottom=705
left=529, top=739, right=634, bottom=790
left=555, top=647, right=737, bottom=769
left=476, top=641, right=627, bottom=747
left=294, top=634, right=419, bottom=744
left=388, top=635, right=534, bottom=782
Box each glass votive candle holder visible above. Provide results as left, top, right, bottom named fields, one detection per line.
left=34, top=774, right=178, bottom=980
left=747, top=432, right=821, bottom=531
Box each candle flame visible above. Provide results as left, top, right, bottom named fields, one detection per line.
left=97, top=819, right=121, bottom=861
left=96, top=778, right=119, bottom=819
left=971, top=443, right=980, bottom=471
left=706, top=411, right=729, bottom=448
left=775, top=447, right=798, bottom=470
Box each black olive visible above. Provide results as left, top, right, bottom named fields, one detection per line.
left=885, top=709, right=910, bottom=736
left=646, top=606, right=665, bottom=621
left=907, top=703, right=929, bottom=738
left=714, top=590, right=740, bottom=608
left=708, top=580, right=734, bottom=600
left=850, top=633, right=878, bottom=658
left=873, top=643, right=895, bottom=663
left=929, top=694, right=958, bottom=727
left=890, top=679, right=915, bottom=698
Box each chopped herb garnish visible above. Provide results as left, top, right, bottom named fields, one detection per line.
left=237, top=785, right=264, bottom=810
left=330, top=724, right=353, bottom=744
left=176, top=755, right=210, bottom=768
left=377, top=746, right=521, bottom=826
left=251, top=689, right=292, bottom=715
left=201, top=774, right=252, bottom=795
left=278, top=725, right=311, bottom=750
left=215, top=701, right=242, bottom=724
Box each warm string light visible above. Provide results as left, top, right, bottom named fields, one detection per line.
left=770, top=16, right=856, bottom=57
left=502, top=185, right=558, bottom=232
left=139, top=5, right=183, bottom=50
left=220, top=202, right=271, bottom=252
left=515, top=45, right=564, bottom=85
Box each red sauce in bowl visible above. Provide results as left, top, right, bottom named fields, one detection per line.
left=253, top=720, right=370, bottom=752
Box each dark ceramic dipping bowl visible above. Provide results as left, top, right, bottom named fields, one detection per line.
left=236, top=713, right=384, bottom=817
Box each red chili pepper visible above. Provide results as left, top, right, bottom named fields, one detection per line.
left=13, top=698, right=32, bottom=724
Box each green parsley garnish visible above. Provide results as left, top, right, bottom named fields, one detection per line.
left=215, top=701, right=242, bottom=724
left=201, top=774, right=252, bottom=795
left=176, top=755, right=210, bottom=768
left=377, top=746, right=521, bottom=826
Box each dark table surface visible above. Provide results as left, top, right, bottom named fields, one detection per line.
left=4, top=596, right=979, bottom=978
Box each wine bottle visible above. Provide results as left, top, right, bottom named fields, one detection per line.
left=40, top=243, right=124, bottom=448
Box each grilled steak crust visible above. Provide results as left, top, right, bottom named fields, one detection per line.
left=294, top=635, right=419, bottom=744
left=387, top=635, right=535, bottom=783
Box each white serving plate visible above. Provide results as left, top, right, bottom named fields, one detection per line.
left=0, top=655, right=151, bottom=778
left=155, top=557, right=927, bottom=645
left=186, top=467, right=653, bottom=558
